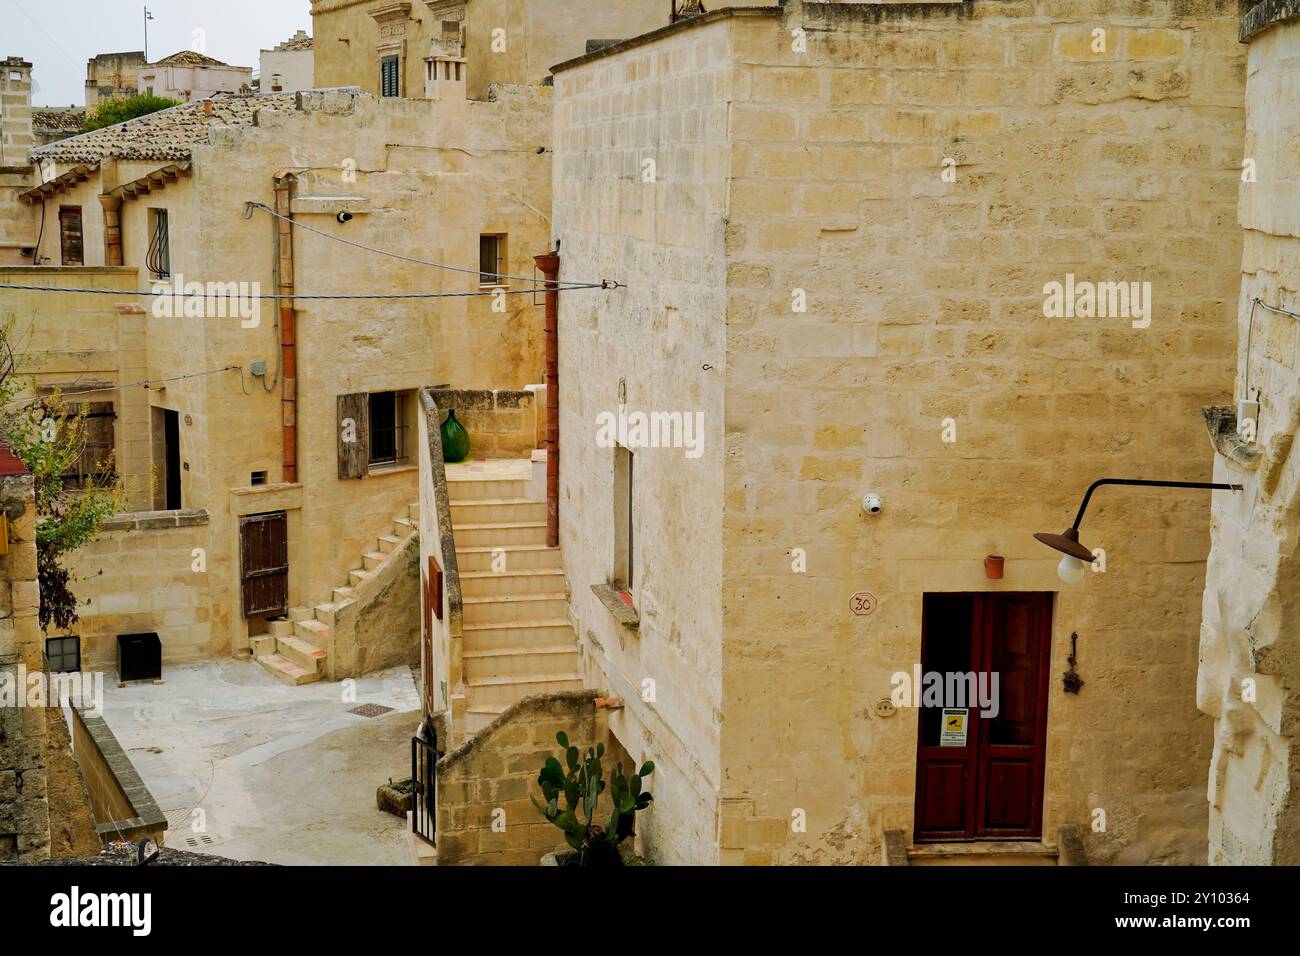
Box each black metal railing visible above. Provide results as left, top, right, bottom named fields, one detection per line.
left=411, top=727, right=438, bottom=846
left=147, top=209, right=170, bottom=279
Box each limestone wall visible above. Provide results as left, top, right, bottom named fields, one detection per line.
left=553, top=1, right=1246, bottom=865
left=0, top=469, right=48, bottom=861
left=434, top=689, right=637, bottom=865
left=1198, top=4, right=1300, bottom=865
left=418, top=388, right=463, bottom=724
left=58, top=510, right=215, bottom=670
left=552, top=17, right=734, bottom=866
left=425, top=386, right=541, bottom=459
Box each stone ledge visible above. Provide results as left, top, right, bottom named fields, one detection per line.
left=591, top=583, right=639, bottom=629
left=75, top=706, right=167, bottom=832
left=1202, top=406, right=1262, bottom=470
left=1241, top=0, right=1300, bottom=42
left=100, top=508, right=209, bottom=532
left=437, top=688, right=601, bottom=774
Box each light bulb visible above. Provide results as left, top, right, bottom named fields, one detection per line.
left=1057, top=554, right=1087, bottom=584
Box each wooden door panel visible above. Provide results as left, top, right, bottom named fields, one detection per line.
left=240, top=512, right=288, bottom=618
left=917, top=761, right=968, bottom=834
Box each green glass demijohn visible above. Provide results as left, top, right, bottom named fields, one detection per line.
left=441, top=408, right=470, bottom=463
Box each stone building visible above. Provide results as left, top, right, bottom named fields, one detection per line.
left=534, top=0, right=1249, bottom=865
left=260, top=31, right=315, bottom=94
left=137, top=51, right=254, bottom=103
left=85, top=52, right=147, bottom=108
left=1197, top=0, right=1300, bottom=866
left=0, top=58, right=37, bottom=266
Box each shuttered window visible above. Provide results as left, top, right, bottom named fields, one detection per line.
left=338, top=392, right=370, bottom=479
left=380, top=55, right=400, bottom=97
left=60, top=401, right=116, bottom=489
left=59, top=206, right=84, bottom=266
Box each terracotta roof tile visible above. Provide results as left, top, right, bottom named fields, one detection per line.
left=32, top=109, right=86, bottom=134
left=152, top=50, right=229, bottom=67
left=29, top=93, right=299, bottom=164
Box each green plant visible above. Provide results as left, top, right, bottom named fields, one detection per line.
left=0, top=324, right=124, bottom=630
left=530, top=731, right=654, bottom=866
left=84, top=94, right=181, bottom=131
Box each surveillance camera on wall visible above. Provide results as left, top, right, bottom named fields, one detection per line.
left=862, top=493, right=883, bottom=515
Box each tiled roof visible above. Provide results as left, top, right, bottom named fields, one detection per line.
left=274, top=31, right=314, bottom=52
left=152, top=50, right=229, bottom=67
left=32, top=110, right=86, bottom=134
left=29, top=93, right=299, bottom=164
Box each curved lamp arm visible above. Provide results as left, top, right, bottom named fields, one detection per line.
left=1071, top=478, right=1243, bottom=532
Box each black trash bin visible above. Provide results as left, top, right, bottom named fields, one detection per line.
left=118, top=632, right=162, bottom=683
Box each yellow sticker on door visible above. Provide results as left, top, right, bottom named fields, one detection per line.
left=940, top=708, right=968, bottom=747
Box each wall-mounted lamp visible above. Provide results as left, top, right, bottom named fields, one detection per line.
left=1035, top=478, right=1242, bottom=584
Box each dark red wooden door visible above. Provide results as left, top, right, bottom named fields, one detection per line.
left=914, top=592, right=1052, bottom=842
left=240, top=512, right=288, bottom=618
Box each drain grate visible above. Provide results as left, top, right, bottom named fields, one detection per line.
left=349, top=703, right=394, bottom=718
left=181, top=833, right=221, bottom=851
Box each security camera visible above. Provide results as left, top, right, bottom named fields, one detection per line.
left=862, top=493, right=883, bottom=515
left=336, top=211, right=353, bottom=224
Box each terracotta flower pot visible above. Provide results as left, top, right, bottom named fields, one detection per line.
left=984, top=555, right=1005, bottom=579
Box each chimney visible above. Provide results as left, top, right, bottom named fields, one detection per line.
left=203, top=97, right=214, bottom=116
left=0, top=57, right=35, bottom=168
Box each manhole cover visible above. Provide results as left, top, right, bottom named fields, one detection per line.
left=349, top=703, right=394, bottom=718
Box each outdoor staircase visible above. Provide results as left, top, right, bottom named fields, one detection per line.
left=252, top=501, right=420, bottom=685
left=448, top=463, right=583, bottom=734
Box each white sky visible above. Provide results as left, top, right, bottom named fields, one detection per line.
left=3, top=0, right=313, bottom=106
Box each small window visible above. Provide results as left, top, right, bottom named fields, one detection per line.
left=380, top=54, right=400, bottom=97
left=613, top=445, right=634, bottom=600
left=368, top=391, right=408, bottom=466
left=479, top=234, right=507, bottom=286
left=59, top=206, right=83, bottom=266
left=46, top=636, right=81, bottom=674
left=251, top=470, right=268, bottom=486
left=147, top=208, right=170, bottom=279
left=58, top=401, right=116, bottom=489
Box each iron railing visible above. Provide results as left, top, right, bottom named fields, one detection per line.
left=146, top=209, right=170, bottom=279
left=411, top=726, right=438, bottom=846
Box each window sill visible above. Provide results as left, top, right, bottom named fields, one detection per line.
left=591, top=583, right=639, bottom=630
left=478, top=282, right=509, bottom=291
left=368, top=462, right=417, bottom=477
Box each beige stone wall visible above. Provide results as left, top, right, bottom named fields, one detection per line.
left=434, top=690, right=636, bottom=865
left=425, top=386, right=541, bottom=459
left=85, top=52, right=146, bottom=107
left=552, top=18, right=734, bottom=866
left=260, top=48, right=315, bottom=94
left=0, top=469, right=49, bottom=861
left=57, top=511, right=215, bottom=669
left=553, top=1, right=1246, bottom=864
left=1199, top=7, right=1300, bottom=866
left=0, top=59, right=34, bottom=169
left=310, top=0, right=669, bottom=101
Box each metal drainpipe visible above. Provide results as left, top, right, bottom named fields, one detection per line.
left=274, top=173, right=298, bottom=483
left=534, top=251, right=561, bottom=548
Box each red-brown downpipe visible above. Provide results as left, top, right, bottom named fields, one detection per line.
left=534, top=252, right=560, bottom=548
left=274, top=174, right=298, bottom=483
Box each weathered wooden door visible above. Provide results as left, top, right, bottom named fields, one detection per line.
left=240, top=512, right=288, bottom=618
left=913, top=592, right=1052, bottom=842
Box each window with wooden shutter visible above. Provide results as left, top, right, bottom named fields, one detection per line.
left=380, top=55, right=399, bottom=97
left=59, top=206, right=84, bottom=266
left=60, top=401, right=116, bottom=489
left=338, top=392, right=370, bottom=478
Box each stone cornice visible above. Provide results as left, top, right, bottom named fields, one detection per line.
left=1241, top=0, right=1300, bottom=42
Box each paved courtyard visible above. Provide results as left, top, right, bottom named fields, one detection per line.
left=99, top=659, right=421, bottom=866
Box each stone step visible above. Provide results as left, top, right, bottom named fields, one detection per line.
left=446, top=477, right=527, bottom=501
left=267, top=618, right=295, bottom=638
left=257, top=653, right=319, bottom=686
left=288, top=606, right=314, bottom=622
left=459, top=568, right=566, bottom=598
left=332, top=586, right=355, bottom=604
left=250, top=634, right=277, bottom=658
left=462, top=704, right=509, bottom=735
left=349, top=568, right=373, bottom=588
left=462, top=592, right=568, bottom=625
left=455, top=544, right=562, bottom=573
left=394, top=516, right=416, bottom=537
left=314, top=599, right=354, bottom=627
left=462, top=619, right=576, bottom=653
left=451, top=498, right=546, bottom=525
left=463, top=644, right=580, bottom=680
left=363, top=550, right=386, bottom=572
left=454, top=521, right=547, bottom=547
left=294, top=618, right=331, bottom=646
left=465, top=672, right=584, bottom=707
left=377, top=534, right=404, bottom=554
left=908, top=843, right=1060, bottom=866
left=408, top=503, right=420, bottom=522
left=277, top=634, right=327, bottom=672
